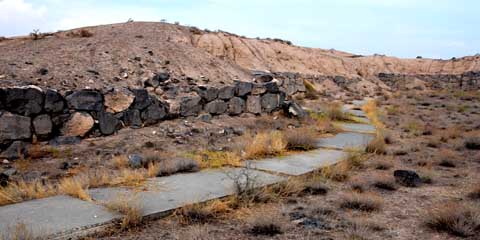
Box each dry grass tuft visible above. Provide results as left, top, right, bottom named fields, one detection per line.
left=111, top=155, right=129, bottom=169
left=0, top=180, right=56, bottom=206
left=371, top=175, right=397, bottom=191
left=1, top=222, right=34, bottom=240
left=371, top=159, right=393, bottom=170
left=244, top=131, right=286, bottom=159
left=366, top=133, right=386, bottom=154
left=425, top=202, right=480, bottom=237
left=58, top=177, right=91, bottom=201
left=66, top=28, right=93, bottom=38
left=247, top=211, right=284, bottom=236
left=324, top=103, right=351, bottom=121
left=284, top=127, right=317, bottom=151
left=362, top=100, right=385, bottom=129
left=105, top=195, right=144, bottom=230
left=339, top=192, right=383, bottom=212
left=175, top=203, right=216, bottom=225
left=176, top=225, right=211, bottom=240
left=193, top=150, right=242, bottom=169
left=321, top=163, right=350, bottom=182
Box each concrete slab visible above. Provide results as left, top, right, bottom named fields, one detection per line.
left=89, top=168, right=285, bottom=218
left=0, top=195, right=119, bottom=239
left=246, top=149, right=347, bottom=176
left=336, top=122, right=376, bottom=134
left=316, top=132, right=374, bottom=150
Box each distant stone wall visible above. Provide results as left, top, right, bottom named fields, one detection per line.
left=0, top=79, right=306, bottom=158
left=378, top=71, right=480, bottom=90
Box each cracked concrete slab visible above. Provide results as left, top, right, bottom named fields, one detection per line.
left=316, top=132, right=374, bottom=150
left=336, top=122, right=376, bottom=133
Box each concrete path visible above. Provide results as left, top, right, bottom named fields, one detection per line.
left=0, top=105, right=376, bottom=240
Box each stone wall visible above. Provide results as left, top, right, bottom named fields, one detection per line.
left=0, top=79, right=306, bottom=158
left=378, top=71, right=480, bottom=90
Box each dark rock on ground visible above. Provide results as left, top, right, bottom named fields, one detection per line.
left=49, top=136, right=81, bottom=146
left=3, top=86, right=44, bottom=116
left=0, top=173, right=8, bottom=187
left=0, top=141, right=29, bottom=160
left=37, top=68, right=48, bottom=75
left=204, top=100, right=227, bottom=115
left=128, top=154, right=145, bottom=168
left=228, top=97, right=245, bottom=115
left=33, top=114, right=53, bottom=138
left=180, top=94, right=202, bottom=117
left=284, top=101, right=307, bottom=118
left=234, top=81, right=253, bottom=96
left=0, top=112, right=32, bottom=143
left=66, top=89, right=103, bottom=111
left=123, top=109, right=143, bottom=128
left=145, top=72, right=170, bottom=87
left=98, top=111, right=120, bottom=135
left=465, top=137, right=480, bottom=150
left=44, top=89, right=65, bottom=113
left=394, top=170, right=422, bottom=187
left=130, top=89, right=152, bottom=110
left=198, top=113, right=212, bottom=123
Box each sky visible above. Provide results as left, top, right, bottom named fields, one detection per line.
left=0, top=0, right=479, bottom=59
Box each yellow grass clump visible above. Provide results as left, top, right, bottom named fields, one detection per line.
left=193, top=150, right=242, bottom=169
left=244, top=131, right=287, bottom=159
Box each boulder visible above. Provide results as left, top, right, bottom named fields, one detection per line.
left=66, top=89, right=103, bottom=111
left=264, top=81, right=280, bottom=93
left=104, top=88, right=134, bottom=113
left=180, top=94, right=202, bottom=117
left=61, top=112, right=94, bottom=137
left=145, top=72, right=170, bottom=87
left=44, top=89, right=65, bottom=113
left=33, top=114, right=52, bottom=138
left=3, top=86, right=44, bottom=116
left=261, top=93, right=279, bottom=112
left=234, top=81, right=253, bottom=96
left=196, top=86, right=218, bottom=102
left=228, top=97, right=245, bottom=115
left=218, top=86, right=235, bottom=100
left=246, top=95, right=261, bottom=114
left=393, top=170, right=422, bottom=187
left=98, top=111, right=120, bottom=135
left=130, top=89, right=152, bottom=110
left=204, top=100, right=227, bottom=115
left=0, top=112, right=32, bottom=143
left=141, top=98, right=168, bottom=125
left=284, top=101, right=307, bottom=118
left=123, top=109, right=143, bottom=128
left=0, top=141, right=29, bottom=160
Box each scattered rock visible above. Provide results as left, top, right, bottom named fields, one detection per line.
left=0, top=112, right=32, bottom=143
left=246, top=95, right=262, bottom=114
left=44, top=89, right=65, bottom=113
left=261, top=93, right=280, bottom=112
left=465, top=137, right=480, bottom=150
left=197, top=113, right=212, bottom=123
left=128, top=154, right=145, bottom=168
left=144, top=72, right=170, bottom=87
left=284, top=101, right=307, bottom=118
left=33, top=114, right=53, bottom=138
left=37, top=68, right=48, bottom=75
left=61, top=112, right=94, bottom=137
left=130, top=89, right=152, bottom=110
left=66, top=89, right=103, bottom=111
left=234, top=81, right=253, bottom=96
left=104, top=88, right=134, bottom=113
left=180, top=94, right=202, bottom=117
left=0, top=173, right=8, bottom=187
left=204, top=100, right=227, bottom=115
left=251, top=84, right=267, bottom=95
left=0, top=141, right=29, bottom=160
left=393, top=170, right=422, bottom=187
left=3, top=86, right=44, bottom=116
left=98, top=111, right=120, bottom=135
left=218, top=85, right=235, bottom=100
left=228, top=97, right=245, bottom=115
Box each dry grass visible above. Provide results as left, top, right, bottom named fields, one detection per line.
left=362, top=100, right=385, bottom=129
left=247, top=210, right=284, bottom=236
left=440, top=126, right=462, bottom=142
left=244, top=131, right=287, bottom=159
left=156, top=158, right=200, bottom=176
left=193, top=150, right=242, bottom=169
left=344, top=221, right=370, bottom=240
left=176, top=225, right=211, bottom=240
left=425, top=202, right=480, bottom=237
left=66, top=28, right=93, bottom=38
left=371, top=158, right=393, bottom=170
left=324, top=102, right=351, bottom=121
left=304, top=79, right=319, bottom=100
left=58, top=177, right=92, bottom=201
left=370, top=175, right=397, bottom=191
left=284, top=127, right=317, bottom=151
left=339, top=192, right=383, bottom=212
left=468, top=186, right=480, bottom=200
left=315, top=117, right=339, bottom=134
left=366, top=133, right=386, bottom=154
left=0, top=180, right=56, bottom=206
left=111, top=155, right=129, bottom=169
left=105, top=194, right=144, bottom=230
left=321, top=163, right=350, bottom=182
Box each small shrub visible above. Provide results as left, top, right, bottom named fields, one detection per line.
left=176, top=203, right=215, bottom=224
left=304, top=80, right=319, bottom=100
left=111, top=155, right=129, bottom=169
left=157, top=158, right=200, bottom=176
left=438, top=159, right=456, bottom=168
left=105, top=195, right=144, bottom=230
left=248, top=211, right=284, bottom=236
left=321, top=163, right=349, bottom=182
left=0, top=180, right=56, bottom=206
left=284, top=127, right=317, bottom=151
left=244, top=131, right=286, bottom=159
left=372, top=159, right=393, bottom=170
left=66, top=29, right=93, bottom=38
left=324, top=103, right=351, bottom=121
left=339, top=192, right=383, bottom=212
left=371, top=177, right=397, bottom=191
left=176, top=225, right=211, bottom=240
left=425, top=202, right=480, bottom=237
left=302, top=180, right=329, bottom=195
left=366, top=133, right=386, bottom=154
left=344, top=221, right=370, bottom=240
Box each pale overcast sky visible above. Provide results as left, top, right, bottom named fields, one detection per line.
left=0, top=0, right=478, bottom=59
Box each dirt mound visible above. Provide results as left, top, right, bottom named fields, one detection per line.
left=1, top=21, right=479, bottom=91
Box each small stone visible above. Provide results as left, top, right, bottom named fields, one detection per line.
left=196, top=86, right=218, bottom=102
left=128, top=154, right=145, bottom=168
left=4, top=86, right=44, bottom=116
left=180, top=94, right=202, bottom=117
left=198, top=113, right=212, bottom=123
left=44, top=89, right=65, bottom=113
left=465, top=137, right=480, bottom=150
left=130, top=89, right=152, bottom=110
left=261, top=93, right=279, bottom=113
left=234, top=81, right=253, bottom=96
left=98, top=111, right=120, bottom=135
left=141, top=98, right=168, bottom=125
left=123, top=109, right=143, bottom=128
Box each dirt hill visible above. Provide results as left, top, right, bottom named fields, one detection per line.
left=0, top=21, right=479, bottom=91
